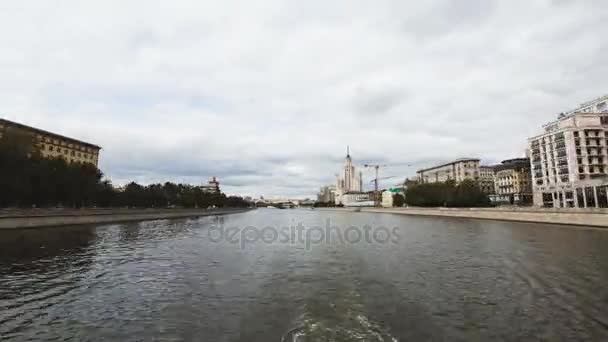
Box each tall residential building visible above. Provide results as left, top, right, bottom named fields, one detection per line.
left=493, top=158, right=532, bottom=205
left=335, top=146, right=363, bottom=205
left=417, top=158, right=481, bottom=184
left=0, top=118, right=101, bottom=167
left=528, top=95, right=608, bottom=208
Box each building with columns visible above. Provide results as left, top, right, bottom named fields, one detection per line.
left=528, top=94, right=608, bottom=208
left=335, top=147, right=364, bottom=205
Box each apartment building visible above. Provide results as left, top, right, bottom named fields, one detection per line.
left=528, top=95, right=608, bottom=208
left=479, top=166, right=496, bottom=194
left=493, top=158, right=532, bottom=205
left=0, top=118, right=101, bottom=167
left=417, top=158, right=481, bottom=184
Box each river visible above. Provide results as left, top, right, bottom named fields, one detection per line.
left=1, top=209, right=607, bottom=341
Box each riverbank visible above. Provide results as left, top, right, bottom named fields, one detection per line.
left=317, top=207, right=608, bottom=228
left=0, top=208, right=253, bottom=229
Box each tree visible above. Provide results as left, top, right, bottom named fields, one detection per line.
left=405, top=179, right=491, bottom=208
left=393, top=193, right=405, bottom=207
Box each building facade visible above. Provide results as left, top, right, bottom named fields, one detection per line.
left=317, top=185, right=336, bottom=204
left=492, top=158, right=532, bottom=205
left=381, top=190, right=394, bottom=208
left=335, top=147, right=364, bottom=205
left=202, top=177, right=221, bottom=193
left=341, top=193, right=373, bottom=207
left=0, top=118, right=101, bottom=167
left=529, top=95, right=608, bottom=208
left=417, top=158, right=481, bottom=184
left=479, top=166, right=496, bottom=194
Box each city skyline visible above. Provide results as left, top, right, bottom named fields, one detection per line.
left=1, top=1, right=607, bottom=198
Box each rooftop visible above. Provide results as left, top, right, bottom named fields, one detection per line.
left=416, top=158, right=480, bottom=174
left=0, top=118, right=101, bottom=150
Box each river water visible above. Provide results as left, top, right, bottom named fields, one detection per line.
left=1, top=209, right=607, bottom=341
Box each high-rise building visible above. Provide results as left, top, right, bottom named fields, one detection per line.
left=528, top=95, right=608, bottom=208
left=335, top=146, right=363, bottom=205
left=0, top=118, right=101, bottom=167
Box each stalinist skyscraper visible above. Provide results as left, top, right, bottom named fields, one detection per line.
left=335, top=146, right=363, bottom=204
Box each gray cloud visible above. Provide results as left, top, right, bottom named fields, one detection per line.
left=1, top=0, right=607, bottom=198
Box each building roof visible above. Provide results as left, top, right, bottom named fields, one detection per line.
left=0, top=118, right=101, bottom=150
left=529, top=111, right=608, bottom=140
left=495, top=158, right=530, bottom=172
left=416, top=158, right=480, bottom=174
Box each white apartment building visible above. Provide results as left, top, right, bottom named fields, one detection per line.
left=417, top=158, right=481, bottom=184
left=529, top=95, right=608, bottom=208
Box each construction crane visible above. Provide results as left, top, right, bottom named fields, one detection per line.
left=364, top=164, right=387, bottom=207
left=364, top=163, right=415, bottom=207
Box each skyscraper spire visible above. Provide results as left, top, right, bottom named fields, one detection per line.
left=346, top=145, right=350, bottom=158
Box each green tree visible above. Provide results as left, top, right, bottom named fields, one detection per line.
left=393, top=193, right=405, bottom=207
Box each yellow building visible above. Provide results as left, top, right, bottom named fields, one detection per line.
left=0, top=118, right=101, bottom=167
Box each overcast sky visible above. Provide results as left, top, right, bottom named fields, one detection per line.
left=1, top=1, right=607, bottom=198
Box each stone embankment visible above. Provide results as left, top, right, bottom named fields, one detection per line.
left=0, top=208, right=252, bottom=229
left=317, top=207, right=608, bottom=228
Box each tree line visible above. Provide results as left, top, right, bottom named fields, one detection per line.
left=313, top=180, right=490, bottom=208
left=0, top=127, right=249, bottom=209
left=404, top=179, right=491, bottom=207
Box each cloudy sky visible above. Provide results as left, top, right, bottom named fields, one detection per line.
left=1, top=0, right=607, bottom=198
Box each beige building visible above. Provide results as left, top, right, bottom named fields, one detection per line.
left=417, top=158, right=481, bottom=184
left=528, top=95, right=608, bottom=208
left=493, top=158, right=532, bottom=205
left=0, top=118, right=101, bottom=167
